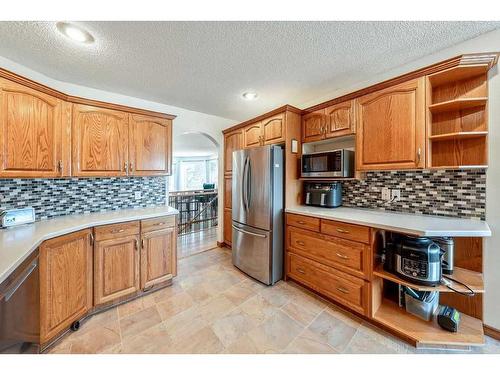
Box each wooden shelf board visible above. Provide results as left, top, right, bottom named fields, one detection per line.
left=374, top=299, right=485, bottom=346
left=429, top=131, right=488, bottom=142
left=373, top=264, right=484, bottom=293
left=429, top=98, right=487, bottom=113
left=428, top=65, right=489, bottom=87
left=430, top=165, right=488, bottom=170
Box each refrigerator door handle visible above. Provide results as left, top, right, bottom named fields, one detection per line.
left=242, top=156, right=249, bottom=211
left=232, top=225, right=267, bottom=238
left=246, top=158, right=252, bottom=209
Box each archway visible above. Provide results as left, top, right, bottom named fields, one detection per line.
left=169, top=131, right=220, bottom=259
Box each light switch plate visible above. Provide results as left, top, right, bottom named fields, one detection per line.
left=391, top=189, right=401, bottom=202
left=381, top=187, right=391, bottom=201
left=135, top=192, right=142, bottom=200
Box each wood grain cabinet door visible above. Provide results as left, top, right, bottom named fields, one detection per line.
left=224, top=175, right=232, bottom=209
left=224, top=208, right=232, bottom=245
left=72, top=104, right=129, bottom=177
left=262, top=113, right=285, bottom=145
left=40, top=229, right=93, bottom=344
left=301, top=110, right=325, bottom=143
left=324, top=100, right=355, bottom=138
left=0, top=78, right=70, bottom=178
left=94, top=234, right=140, bottom=306
left=224, top=130, right=242, bottom=174
left=129, top=114, right=172, bottom=176
left=243, top=121, right=263, bottom=148
left=140, top=227, right=176, bottom=290
left=356, top=78, right=426, bottom=170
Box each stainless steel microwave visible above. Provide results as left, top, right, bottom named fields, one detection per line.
left=301, top=149, right=355, bottom=178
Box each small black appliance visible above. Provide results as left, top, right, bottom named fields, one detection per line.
left=437, top=305, right=461, bottom=332
left=433, top=237, right=454, bottom=275
left=384, top=234, right=443, bottom=286
left=304, top=182, right=342, bottom=208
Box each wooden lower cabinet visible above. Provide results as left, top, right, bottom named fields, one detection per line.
left=287, top=253, right=369, bottom=316
left=40, top=229, right=93, bottom=344
left=224, top=208, right=232, bottom=246
left=94, top=234, right=141, bottom=306
left=141, top=226, right=177, bottom=290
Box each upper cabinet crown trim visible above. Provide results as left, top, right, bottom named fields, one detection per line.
left=0, top=67, right=176, bottom=120
left=302, top=52, right=499, bottom=114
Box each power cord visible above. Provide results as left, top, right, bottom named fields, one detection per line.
left=441, top=275, right=476, bottom=297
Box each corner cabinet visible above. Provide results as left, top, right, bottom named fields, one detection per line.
left=39, top=229, right=93, bottom=344
left=129, top=114, right=172, bottom=176
left=0, top=78, right=71, bottom=178
left=355, top=78, right=426, bottom=170
left=72, top=104, right=129, bottom=177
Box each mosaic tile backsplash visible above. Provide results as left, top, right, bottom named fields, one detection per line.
left=0, top=177, right=167, bottom=220
left=342, top=169, right=486, bottom=220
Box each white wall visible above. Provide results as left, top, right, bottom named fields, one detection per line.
left=299, top=28, right=500, bottom=330
left=0, top=54, right=236, bottom=244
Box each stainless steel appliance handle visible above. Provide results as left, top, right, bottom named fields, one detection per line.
left=246, top=158, right=252, bottom=209
left=3, top=260, right=37, bottom=302
left=242, top=157, right=249, bottom=211
left=232, top=225, right=267, bottom=238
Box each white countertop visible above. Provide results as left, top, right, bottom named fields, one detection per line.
left=285, top=206, right=491, bottom=238
left=0, top=206, right=178, bottom=284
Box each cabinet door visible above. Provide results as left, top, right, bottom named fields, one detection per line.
left=224, top=208, right=232, bottom=246
left=356, top=78, right=426, bottom=170
left=243, top=121, right=262, bottom=148
left=262, top=113, right=285, bottom=145
left=224, top=130, right=242, bottom=174
left=141, top=227, right=176, bottom=290
left=324, top=100, right=355, bottom=138
left=72, top=104, right=129, bottom=177
left=224, top=175, right=232, bottom=209
left=301, top=110, right=325, bottom=143
left=129, top=114, right=172, bottom=176
left=0, top=78, right=70, bottom=178
left=94, top=235, right=140, bottom=306
left=40, top=229, right=93, bottom=343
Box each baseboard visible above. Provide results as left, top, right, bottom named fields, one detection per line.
left=216, top=241, right=225, bottom=248
left=484, top=325, right=500, bottom=341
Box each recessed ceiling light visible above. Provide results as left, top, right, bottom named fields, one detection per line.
left=242, top=91, right=258, bottom=101
left=56, top=22, right=94, bottom=44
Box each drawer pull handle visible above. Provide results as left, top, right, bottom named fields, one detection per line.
left=154, top=222, right=166, bottom=226
left=336, top=253, right=349, bottom=260
left=336, top=228, right=349, bottom=234
left=111, top=229, right=125, bottom=233
left=296, top=268, right=306, bottom=274
left=297, top=221, right=306, bottom=225
left=296, top=240, right=305, bottom=246
left=336, top=287, right=349, bottom=294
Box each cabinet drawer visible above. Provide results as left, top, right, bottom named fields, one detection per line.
left=288, top=253, right=368, bottom=315
left=286, top=214, right=320, bottom=232
left=94, top=221, right=140, bottom=241
left=321, top=219, right=370, bottom=244
left=288, top=227, right=369, bottom=279
left=141, top=215, right=176, bottom=232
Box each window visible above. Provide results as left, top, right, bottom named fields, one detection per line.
left=169, top=156, right=218, bottom=191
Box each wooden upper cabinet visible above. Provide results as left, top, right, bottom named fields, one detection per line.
left=72, top=104, right=129, bottom=177
left=262, top=113, right=285, bottom=145
left=140, top=227, right=176, bottom=290
left=129, top=114, right=172, bottom=176
left=324, top=100, right=355, bottom=138
left=40, top=229, right=93, bottom=344
left=0, top=78, right=70, bottom=178
left=224, top=129, right=242, bottom=174
left=243, top=121, right=262, bottom=148
left=301, top=110, right=325, bottom=143
left=356, top=78, right=426, bottom=170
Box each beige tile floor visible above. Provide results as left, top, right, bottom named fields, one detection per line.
left=46, top=247, right=500, bottom=354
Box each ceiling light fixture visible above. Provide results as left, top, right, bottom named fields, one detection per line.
left=56, top=22, right=95, bottom=44
left=242, top=91, right=258, bottom=101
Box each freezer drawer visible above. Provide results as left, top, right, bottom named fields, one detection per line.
left=232, top=222, right=272, bottom=285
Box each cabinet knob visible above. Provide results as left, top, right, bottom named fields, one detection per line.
left=129, top=162, right=134, bottom=172
left=417, top=148, right=422, bottom=164
left=57, top=160, right=63, bottom=175
left=124, top=161, right=129, bottom=174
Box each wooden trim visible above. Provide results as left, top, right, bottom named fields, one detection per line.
left=303, top=53, right=499, bottom=113
left=484, top=325, right=500, bottom=341
left=222, top=104, right=302, bottom=134
left=216, top=241, right=226, bottom=248
left=0, top=66, right=176, bottom=120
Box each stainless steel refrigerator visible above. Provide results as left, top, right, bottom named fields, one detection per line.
left=232, top=145, right=284, bottom=285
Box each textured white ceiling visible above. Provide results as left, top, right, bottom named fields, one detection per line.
left=0, top=21, right=499, bottom=121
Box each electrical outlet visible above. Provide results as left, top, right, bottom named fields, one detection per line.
left=134, top=191, right=142, bottom=200
left=391, top=189, right=401, bottom=202
left=381, top=187, right=391, bottom=201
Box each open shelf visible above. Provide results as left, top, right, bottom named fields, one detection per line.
left=373, top=264, right=484, bottom=293
left=373, top=299, right=485, bottom=346
left=429, top=131, right=488, bottom=142
left=428, top=98, right=487, bottom=114
left=428, top=65, right=489, bottom=87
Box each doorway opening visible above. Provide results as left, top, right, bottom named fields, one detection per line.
left=168, top=131, right=219, bottom=259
